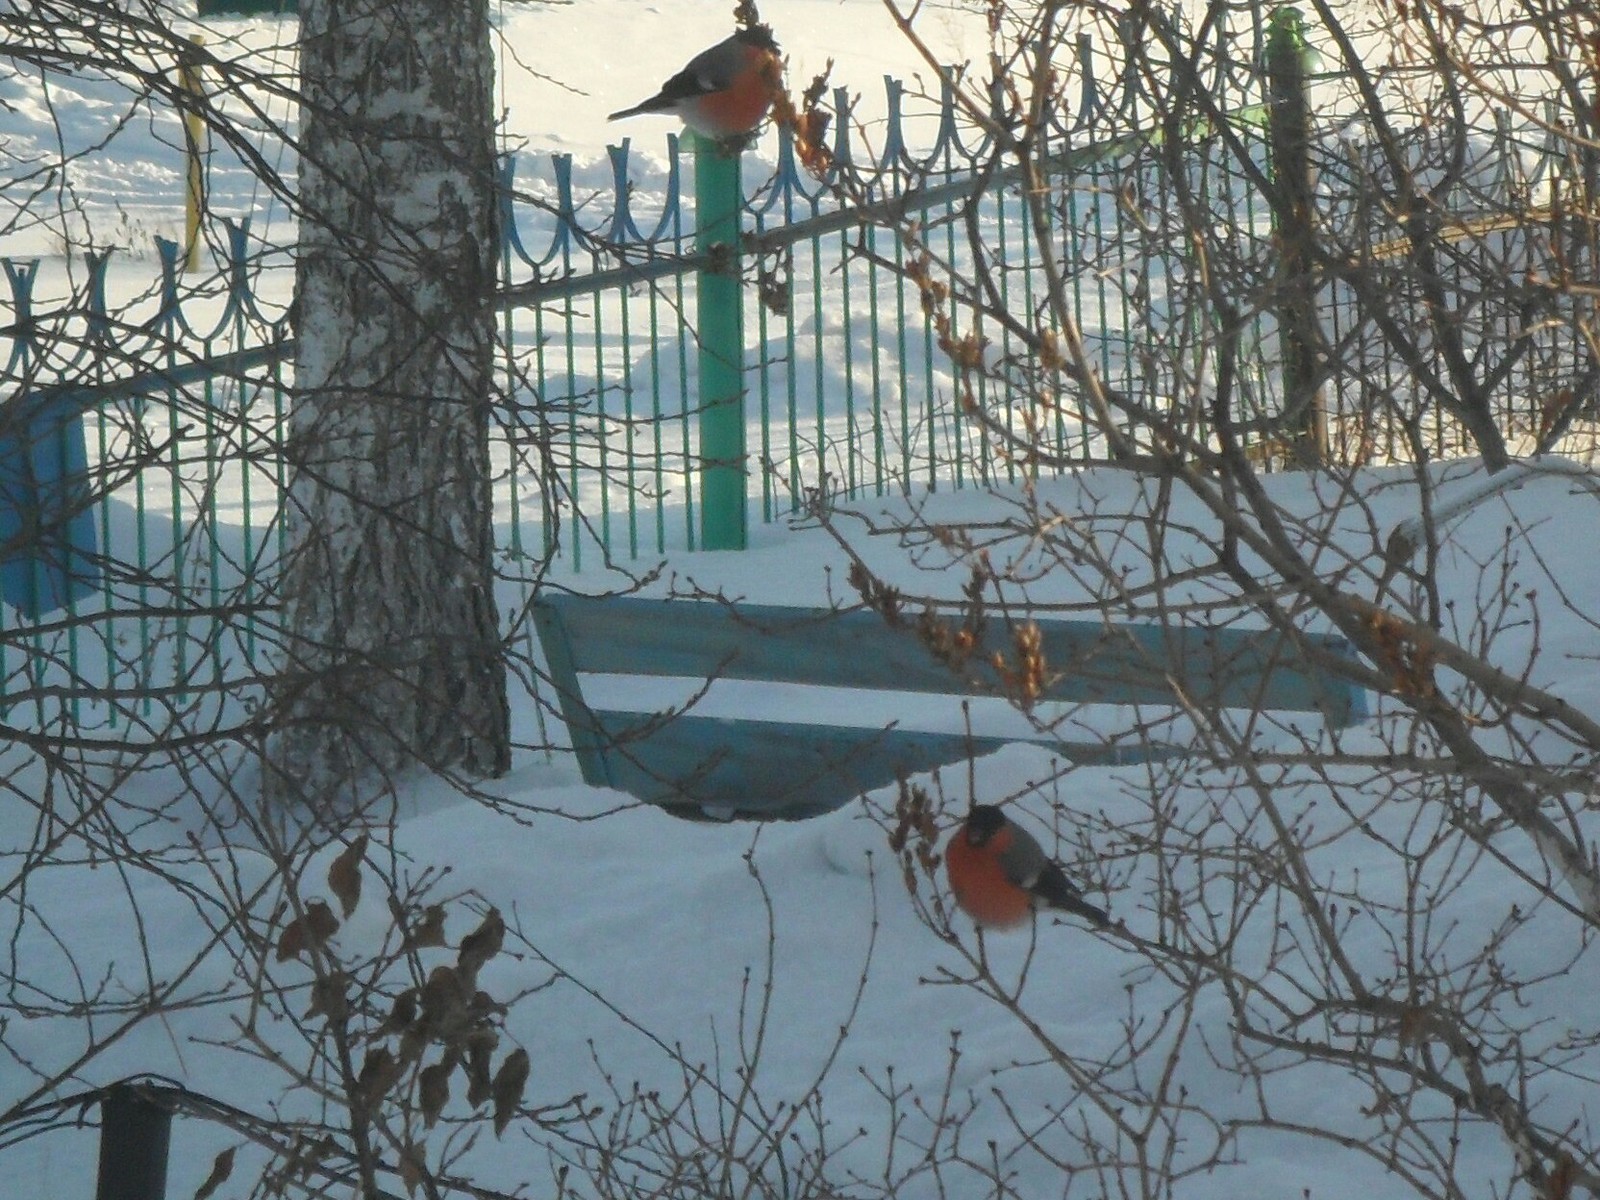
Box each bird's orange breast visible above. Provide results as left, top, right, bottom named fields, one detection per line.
left=945, top=829, right=1033, bottom=930
left=688, top=50, right=778, bottom=136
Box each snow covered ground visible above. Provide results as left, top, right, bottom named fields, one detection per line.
left=4, top=3, right=1600, bottom=1199
left=8, top=452, right=1600, bottom=1199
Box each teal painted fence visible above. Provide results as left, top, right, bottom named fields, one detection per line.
left=0, top=9, right=1585, bottom=729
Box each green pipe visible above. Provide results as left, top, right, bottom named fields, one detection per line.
left=695, top=133, right=747, bottom=551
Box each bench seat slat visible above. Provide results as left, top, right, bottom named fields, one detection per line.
left=538, top=594, right=1367, bottom=723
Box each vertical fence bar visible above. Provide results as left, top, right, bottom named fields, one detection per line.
left=498, top=161, right=525, bottom=564
left=13, top=48, right=1580, bottom=733
left=647, top=276, right=668, bottom=553
left=809, top=212, right=828, bottom=506
left=695, top=134, right=747, bottom=550
left=838, top=223, right=859, bottom=497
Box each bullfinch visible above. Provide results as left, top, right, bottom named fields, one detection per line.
left=608, top=27, right=783, bottom=140
left=946, top=805, right=1109, bottom=930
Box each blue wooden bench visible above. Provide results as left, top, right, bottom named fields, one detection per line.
left=533, top=594, right=1369, bottom=820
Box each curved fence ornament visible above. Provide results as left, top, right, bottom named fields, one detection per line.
left=0, top=40, right=1587, bottom=724
left=1, top=260, right=36, bottom=382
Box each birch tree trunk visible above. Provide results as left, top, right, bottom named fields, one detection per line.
left=270, top=0, right=509, bottom=806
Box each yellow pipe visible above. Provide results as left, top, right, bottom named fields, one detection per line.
left=179, top=36, right=205, bottom=273
left=1360, top=205, right=1583, bottom=263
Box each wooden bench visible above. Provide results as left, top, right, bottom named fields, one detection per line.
left=533, top=594, right=1370, bottom=820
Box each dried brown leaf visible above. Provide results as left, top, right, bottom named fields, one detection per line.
left=406, top=904, right=448, bottom=950
left=328, top=833, right=368, bottom=918
left=400, top=1144, right=425, bottom=1198
left=493, top=1047, right=531, bottom=1137
left=305, top=971, right=349, bottom=1022
left=193, top=1145, right=236, bottom=1200
left=357, top=1046, right=401, bottom=1105
left=399, top=1026, right=429, bottom=1068
left=308, top=900, right=338, bottom=937
left=466, top=1035, right=495, bottom=1108
left=276, top=901, right=339, bottom=962
left=421, top=964, right=467, bottom=1027
left=1546, top=1152, right=1578, bottom=1200
left=419, top=1059, right=452, bottom=1129
left=457, top=907, right=505, bottom=981
left=380, top=987, right=418, bottom=1036
left=275, top=919, right=305, bottom=963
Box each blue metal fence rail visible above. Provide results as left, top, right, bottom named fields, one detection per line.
left=0, top=15, right=1583, bottom=728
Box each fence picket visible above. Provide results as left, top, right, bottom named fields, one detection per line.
left=0, top=30, right=1588, bottom=725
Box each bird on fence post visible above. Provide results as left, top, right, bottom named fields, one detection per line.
left=608, top=26, right=783, bottom=145
left=946, top=805, right=1110, bottom=931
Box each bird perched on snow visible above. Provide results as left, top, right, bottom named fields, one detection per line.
left=608, top=27, right=783, bottom=141
left=945, top=805, right=1109, bottom=931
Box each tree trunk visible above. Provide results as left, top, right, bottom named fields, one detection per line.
left=270, top=0, right=509, bottom=807
left=1265, top=7, right=1327, bottom=469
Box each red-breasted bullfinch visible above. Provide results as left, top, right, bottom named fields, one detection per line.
left=946, top=805, right=1109, bottom=930
left=608, top=27, right=783, bottom=140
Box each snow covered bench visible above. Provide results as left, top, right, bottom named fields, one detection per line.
left=532, top=594, right=1369, bottom=820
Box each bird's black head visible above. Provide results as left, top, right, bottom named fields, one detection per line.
left=735, top=24, right=780, bottom=54
left=965, top=805, right=1007, bottom=846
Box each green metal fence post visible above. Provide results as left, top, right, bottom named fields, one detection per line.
left=1266, top=5, right=1328, bottom=467
left=96, top=1082, right=173, bottom=1200
left=695, top=133, right=747, bottom=550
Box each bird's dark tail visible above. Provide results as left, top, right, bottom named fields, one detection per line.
left=1035, top=863, right=1110, bottom=926
left=1059, top=894, right=1111, bottom=926
left=608, top=99, right=667, bottom=121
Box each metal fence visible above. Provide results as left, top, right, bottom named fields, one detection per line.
left=492, top=17, right=1281, bottom=571
left=1314, top=112, right=1593, bottom=464
left=0, top=8, right=1590, bottom=728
